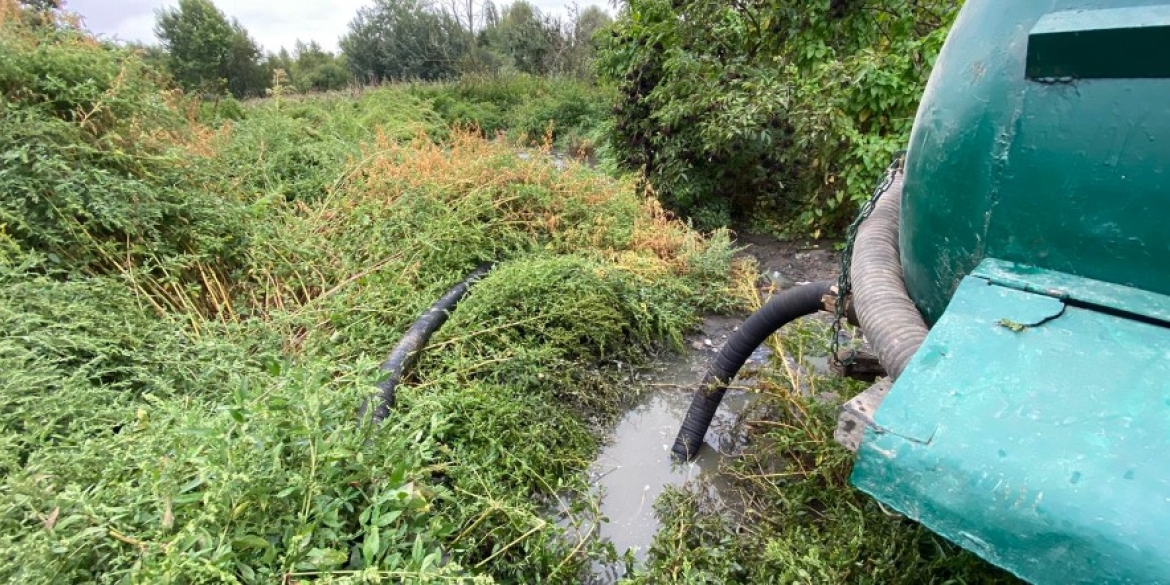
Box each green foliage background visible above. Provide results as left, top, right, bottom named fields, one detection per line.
left=598, top=0, right=959, bottom=233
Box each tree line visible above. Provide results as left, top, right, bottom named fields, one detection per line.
left=144, top=0, right=611, bottom=99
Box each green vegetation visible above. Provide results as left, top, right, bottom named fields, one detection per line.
left=340, top=0, right=611, bottom=83
left=598, top=0, right=959, bottom=233
left=0, top=5, right=734, bottom=581
left=264, top=41, right=351, bottom=94
left=156, top=0, right=270, bottom=98
left=49, top=0, right=964, bottom=237
left=342, top=0, right=468, bottom=83
left=412, top=74, right=612, bottom=155
left=130, top=0, right=613, bottom=102
left=0, top=3, right=242, bottom=272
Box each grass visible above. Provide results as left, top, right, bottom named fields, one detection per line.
left=623, top=277, right=1024, bottom=584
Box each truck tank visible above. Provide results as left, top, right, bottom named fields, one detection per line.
left=901, top=0, right=1170, bottom=323
left=848, top=1, right=1170, bottom=582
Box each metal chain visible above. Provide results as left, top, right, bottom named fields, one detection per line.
left=831, top=151, right=906, bottom=366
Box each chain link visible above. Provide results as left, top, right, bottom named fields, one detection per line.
left=831, top=151, right=906, bottom=366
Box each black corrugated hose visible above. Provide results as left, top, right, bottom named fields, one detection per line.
left=367, top=263, right=494, bottom=423
left=671, top=280, right=835, bottom=461
left=670, top=166, right=929, bottom=461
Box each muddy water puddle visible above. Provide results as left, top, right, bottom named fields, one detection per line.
left=581, top=313, right=836, bottom=582
left=581, top=336, right=772, bottom=581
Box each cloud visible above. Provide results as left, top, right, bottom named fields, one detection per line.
left=68, top=0, right=374, bottom=53
left=65, top=0, right=610, bottom=54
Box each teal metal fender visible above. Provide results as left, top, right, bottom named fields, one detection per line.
left=852, top=259, right=1170, bottom=584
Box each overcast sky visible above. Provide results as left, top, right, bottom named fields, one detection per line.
left=65, top=0, right=606, bottom=54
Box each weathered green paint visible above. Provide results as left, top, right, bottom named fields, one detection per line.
left=852, top=271, right=1170, bottom=584
left=900, top=0, right=1170, bottom=324
left=975, top=257, right=1170, bottom=323
left=1027, top=6, right=1170, bottom=79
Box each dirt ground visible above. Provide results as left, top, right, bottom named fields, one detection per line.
left=688, top=232, right=841, bottom=346
left=734, top=232, right=841, bottom=285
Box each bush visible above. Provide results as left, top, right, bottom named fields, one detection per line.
left=0, top=8, right=245, bottom=272
left=209, top=87, right=445, bottom=204
left=415, top=75, right=611, bottom=152
left=598, top=0, right=958, bottom=234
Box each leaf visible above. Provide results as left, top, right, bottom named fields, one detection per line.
left=236, top=562, right=256, bottom=582
left=306, top=547, right=348, bottom=569
left=233, top=534, right=271, bottom=550
left=411, top=534, right=426, bottom=562
left=362, top=529, right=381, bottom=565
left=376, top=509, right=403, bottom=527
left=179, top=476, right=205, bottom=493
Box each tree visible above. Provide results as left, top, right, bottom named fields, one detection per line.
left=438, top=0, right=490, bottom=73
left=482, top=0, right=500, bottom=29
left=491, top=1, right=558, bottom=75
left=574, top=6, right=612, bottom=47
left=124, top=42, right=171, bottom=76
left=14, top=0, right=62, bottom=28
left=15, top=0, right=60, bottom=11
left=340, top=0, right=467, bottom=82
left=598, top=0, right=959, bottom=230
left=155, top=0, right=269, bottom=98
left=223, top=20, right=269, bottom=97
left=561, top=5, right=612, bottom=78
left=288, top=41, right=350, bottom=92
left=265, top=47, right=295, bottom=80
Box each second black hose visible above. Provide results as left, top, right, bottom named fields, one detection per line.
left=671, top=280, right=834, bottom=461
left=368, top=263, right=494, bottom=423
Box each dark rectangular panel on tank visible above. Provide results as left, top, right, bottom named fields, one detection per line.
left=1027, top=5, right=1170, bottom=79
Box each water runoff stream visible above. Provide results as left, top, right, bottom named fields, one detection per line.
left=584, top=314, right=832, bottom=581
left=519, top=151, right=842, bottom=580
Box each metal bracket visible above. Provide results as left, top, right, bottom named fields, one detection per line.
left=834, top=378, right=893, bottom=452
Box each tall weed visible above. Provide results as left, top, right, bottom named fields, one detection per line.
left=414, top=75, right=611, bottom=155
left=0, top=14, right=737, bottom=580
left=0, top=9, right=243, bottom=273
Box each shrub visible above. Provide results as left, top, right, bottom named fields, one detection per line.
left=415, top=75, right=612, bottom=151
left=598, top=0, right=958, bottom=234
left=209, top=87, right=445, bottom=204
left=0, top=7, right=244, bottom=272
